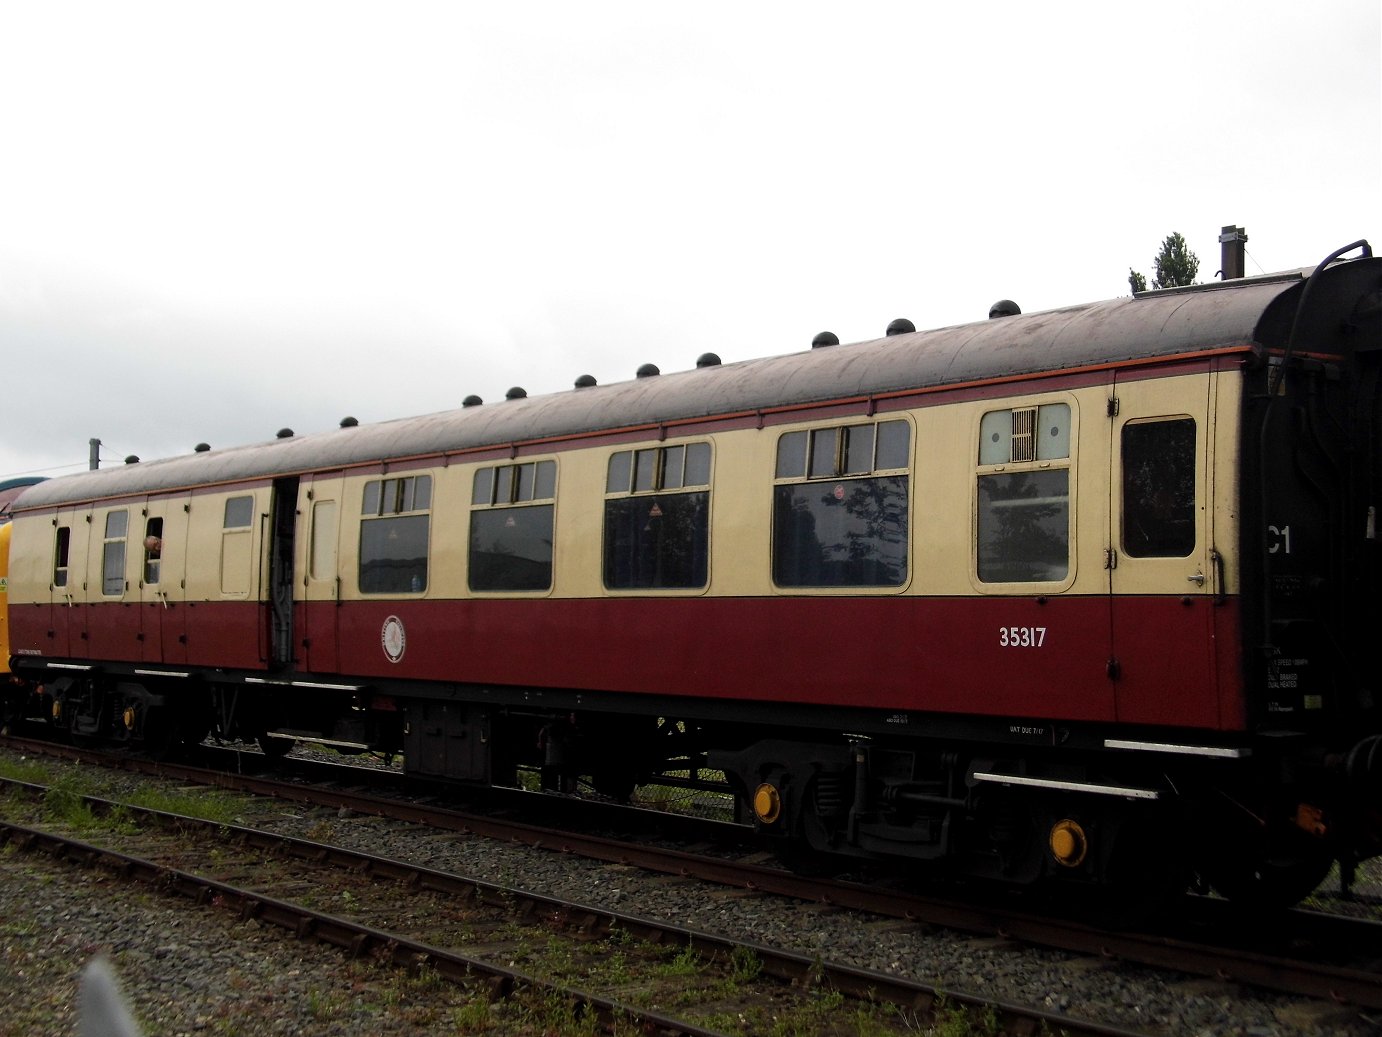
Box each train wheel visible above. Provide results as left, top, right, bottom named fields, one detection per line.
left=772, top=838, right=846, bottom=877
left=256, top=733, right=295, bottom=759
left=140, top=707, right=178, bottom=760
left=0, top=694, right=32, bottom=736
left=592, top=768, right=637, bottom=803
left=1199, top=828, right=1333, bottom=908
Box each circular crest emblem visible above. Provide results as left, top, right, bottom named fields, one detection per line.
left=380, top=615, right=406, bottom=664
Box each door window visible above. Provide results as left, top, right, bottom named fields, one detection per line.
left=1121, top=418, right=1196, bottom=558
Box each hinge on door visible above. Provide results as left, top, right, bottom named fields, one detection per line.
left=1104, top=547, right=1118, bottom=570
left=1107, top=396, right=1120, bottom=417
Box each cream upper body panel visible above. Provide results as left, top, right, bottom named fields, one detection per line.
left=317, top=367, right=1235, bottom=603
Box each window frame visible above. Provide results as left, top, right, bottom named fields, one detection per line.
left=101, top=509, right=128, bottom=597
left=1120, top=416, right=1198, bottom=559
left=219, top=494, right=257, bottom=597
left=770, top=418, right=913, bottom=592
left=143, top=516, right=163, bottom=586
left=358, top=473, right=433, bottom=595
left=53, top=525, right=70, bottom=589
left=972, top=399, right=1077, bottom=592
left=468, top=459, right=558, bottom=594
left=601, top=442, right=713, bottom=593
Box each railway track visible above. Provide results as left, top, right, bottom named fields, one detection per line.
left=4, top=735, right=1381, bottom=1029
left=0, top=771, right=1145, bottom=1037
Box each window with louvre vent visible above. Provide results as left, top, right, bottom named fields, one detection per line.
left=976, top=403, right=1072, bottom=584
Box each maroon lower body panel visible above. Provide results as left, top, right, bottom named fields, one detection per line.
left=325, top=594, right=1243, bottom=732
left=10, top=600, right=266, bottom=672
left=11, top=594, right=1245, bottom=733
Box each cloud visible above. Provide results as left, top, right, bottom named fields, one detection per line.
left=0, top=1, right=1376, bottom=478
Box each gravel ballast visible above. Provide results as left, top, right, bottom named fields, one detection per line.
left=0, top=747, right=1376, bottom=1036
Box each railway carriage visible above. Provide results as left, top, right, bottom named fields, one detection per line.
left=5, top=243, right=1382, bottom=904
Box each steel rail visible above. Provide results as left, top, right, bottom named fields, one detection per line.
left=0, top=789, right=1148, bottom=1037
left=0, top=818, right=729, bottom=1037
left=5, top=735, right=1381, bottom=1012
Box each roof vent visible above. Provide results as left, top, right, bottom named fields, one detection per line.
left=575, top=374, right=597, bottom=388
left=695, top=352, right=721, bottom=368
left=636, top=363, right=660, bottom=378
left=276, top=428, right=294, bottom=439
left=505, top=386, right=527, bottom=400
left=124, top=455, right=140, bottom=464
left=463, top=395, right=483, bottom=407
left=340, top=416, right=359, bottom=428
left=194, top=443, right=210, bottom=453
left=812, top=331, right=839, bottom=348
left=988, top=299, right=1021, bottom=319
left=886, top=318, right=915, bottom=337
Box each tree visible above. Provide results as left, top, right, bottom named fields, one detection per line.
left=1127, top=232, right=1200, bottom=293
left=1152, top=232, right=1199, bottom=288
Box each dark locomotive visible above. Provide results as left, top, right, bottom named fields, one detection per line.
left=4, top=241, right=1382, bottom=906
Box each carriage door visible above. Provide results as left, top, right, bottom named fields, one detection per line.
left=49, top=506, right=92, bottom=657
left=268, top=477, right=299, bottom=670
left=139, top=496, right=189, bottom=664
left=1108, top=368, right=1218, bottom=726
left=297, top=472, right=343, bottom=674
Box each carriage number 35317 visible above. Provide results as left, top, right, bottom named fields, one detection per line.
left=999, top=626, right=1046, bottom=648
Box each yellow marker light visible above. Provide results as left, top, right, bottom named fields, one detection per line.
left=753, top=782, right=782, bottom=824
left=122, top=707, right=137, bottom=730
left=1049, top=818, right=1088, bottom=867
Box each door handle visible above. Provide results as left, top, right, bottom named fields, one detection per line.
left=1187, top=572, right=1206, bottom=586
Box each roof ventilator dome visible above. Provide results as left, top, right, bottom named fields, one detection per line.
left=636, top=363, right=660, bottom=378
left=340, top=416, right=359, bottom=428
left=886, top=318, right=915, bottom=337
left=505, top=387, right=527, bottom=400
left=463, top=395, right=483, bottom=407
left=276, top=428, right=294, bottom=439
left=812, top=331, right=839, bottom=348
left=988, top=300, right=1021, bottom=319
left=575, top=374, right=597, bottom=388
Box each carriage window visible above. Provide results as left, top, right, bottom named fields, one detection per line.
left=53, top=526, right=70, bottom=588
left=772, top=420, right=910, bottom=588
left=221, top=496, right=255, bottom=595
left=977, top=404, right=1071, bottom=584
left=1122, top=418, right=1196, bottom=557
left=603, top=443, right=711, bottom=589
left=470, top=460, right=557, bottom=591
left=143, top=517, right=163, bottom=585
left=359, top=474, right=432, bottom=594
left=223, top=496, right=254, bottom=529
left=102, top=510, right=128, bottom=596
left=309, top=500, right=338, bottom=580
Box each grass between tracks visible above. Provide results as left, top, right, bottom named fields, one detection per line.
left=0, top=751, right=1035, bottom=1035
left=0, top=756, right=247, bottom=835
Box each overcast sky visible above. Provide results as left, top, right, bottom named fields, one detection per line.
left=1, top=1, right=1377, bottom=481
